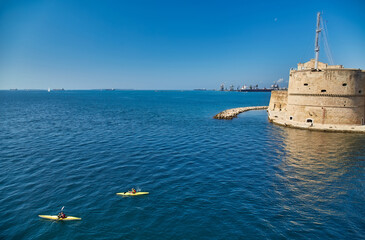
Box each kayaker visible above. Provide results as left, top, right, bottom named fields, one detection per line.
left=58, top=211, right=66, bottom=219
left=129, top=188, right=137, bottom=194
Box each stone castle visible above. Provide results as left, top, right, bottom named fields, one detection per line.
left=215, top=13, right=365, bottom=132
left=268, top=59, right=365, bottom=133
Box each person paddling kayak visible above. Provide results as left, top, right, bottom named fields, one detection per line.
left=58, top=206, right=67, bottom=219
left=129, top=188, right=137, bottom=194
left=124, top=188, right=137, bottom=194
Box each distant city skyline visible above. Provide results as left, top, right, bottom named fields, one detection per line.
left=1, top=0, right=364, bottom=90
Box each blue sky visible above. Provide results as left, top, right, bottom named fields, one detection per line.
left=0, top=0, right=364, bottom=90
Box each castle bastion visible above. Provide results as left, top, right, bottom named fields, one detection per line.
left=268, top=59, right=365, bottom=133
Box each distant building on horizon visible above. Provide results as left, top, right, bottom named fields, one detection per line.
left=220, top=84, right=224, bottom=91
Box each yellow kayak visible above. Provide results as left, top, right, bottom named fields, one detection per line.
left=116, top=192, right=149, bottom=196
left=38, top=215, right=82, bottom=221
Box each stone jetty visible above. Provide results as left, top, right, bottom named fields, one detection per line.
left=213, top=106, right=268, bottom=120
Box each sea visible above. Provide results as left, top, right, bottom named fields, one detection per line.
left=0, top=90, right=364, bottom=239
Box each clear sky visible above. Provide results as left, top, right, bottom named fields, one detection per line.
left=0, top=0, right=364, bottom=90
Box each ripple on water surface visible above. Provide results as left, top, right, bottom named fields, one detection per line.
left=0, top=91, right=364, bottom=239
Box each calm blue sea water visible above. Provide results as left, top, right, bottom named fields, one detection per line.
left=0, top=90, right=364, bottom=239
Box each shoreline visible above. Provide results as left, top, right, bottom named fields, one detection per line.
left=215, top=106, right=365, bottom=133
left=269, top=118, right=365, bottom=134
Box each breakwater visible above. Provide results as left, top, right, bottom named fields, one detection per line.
left=214, top=106, right=268, bottom=120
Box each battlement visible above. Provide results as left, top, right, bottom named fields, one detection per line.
left=297, top=59, right=343, bottom=70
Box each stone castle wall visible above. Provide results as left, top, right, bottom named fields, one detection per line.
left=268, top=60, right=365, bottom=128
left=268, top=90, right=288, bottom=121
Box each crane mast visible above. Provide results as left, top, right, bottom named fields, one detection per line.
left=314, top=12, right=321, bottom=70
